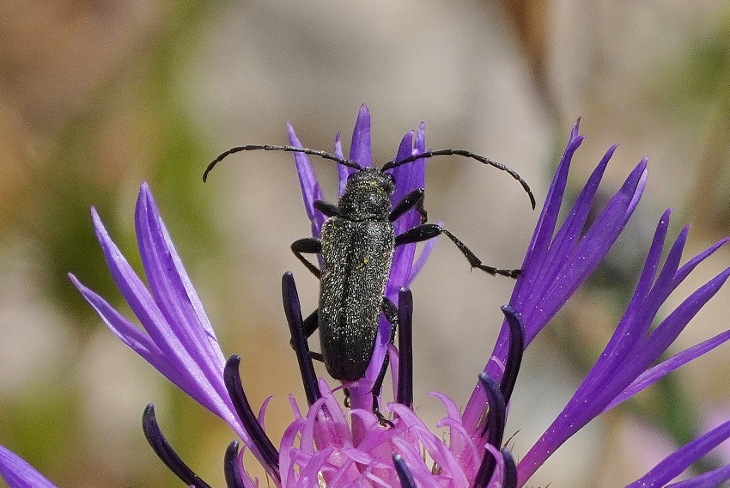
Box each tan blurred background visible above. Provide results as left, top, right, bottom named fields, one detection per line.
left=0, top=1, right=729, bottom=486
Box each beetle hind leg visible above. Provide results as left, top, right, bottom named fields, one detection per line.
left=370, top=297, right=399, bottom=427
left=287, top=308, right=324, bottom=363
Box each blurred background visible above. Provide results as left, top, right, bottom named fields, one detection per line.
left=0, top=1, right=729, bottom=486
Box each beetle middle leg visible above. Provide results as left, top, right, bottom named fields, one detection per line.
left=291, top=237, right=322, bottom=279
left=395, top=224, right=521, bottom=278
left=289, top=195, right=342, bottom=278
left=288, top=238, right=326, bottom=362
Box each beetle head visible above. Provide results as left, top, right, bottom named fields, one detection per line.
left=338, top=168, right=395, bottom=221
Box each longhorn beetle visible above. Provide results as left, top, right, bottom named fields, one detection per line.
left=203, top=143, right=534, bottom=422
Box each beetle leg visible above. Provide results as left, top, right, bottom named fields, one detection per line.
left=343, top=388, right=351, bottom=408
left=291, top=238, right=322, bottom=279
left=305, top=315, right=324, bottom=361
left=389, top=188, right=428, bottom=224
left=370, top=296, right=398, bottom=427
left=395, top=224, right=521, bottom=278
left=287, top=308, right=324, bottom=363
left=287, top=244, right=326, bottom=361
left=301, top=309, right=319, bottom=338
left=313, top=200, right=341, bottom=217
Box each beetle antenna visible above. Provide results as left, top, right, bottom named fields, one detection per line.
left=203, top=144, right=363, bottom=182
left=381, top=149, right=536, bottom=209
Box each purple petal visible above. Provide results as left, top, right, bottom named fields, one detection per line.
left=530, top=144, right=617, bottom=283
left=389, top=439, right=444, bottom=488
left=614, top=210, right=672, bottom=334
left=461, top=121, right=585, bottom=440
left=136, top=185, right=227, bottom=389
left=577, top=214, right=674, bottom=393
left=311, top=379, right=353, bottom=448
left=515, top=120, right=585, bottom=287
left=589, top=257, right=729, bottom=410
left=84, top=207, right=217, bottom=404
left=525, top=159, right=647, bottom=335
left=299, top=448, right=334, bottom=486
left=348, top=104, right=372, bottom=168
left=390, top=404, right=469, bottom=486
left=389, top=129, right=416, bottom=232
left=69, top=274, right=179, bottom=382
left=465, top=139, right=646, bottom=435
left=73, top=185, right=279, bottom=462
left=0, top=446, right=57, bottom=488
left=618, top=267, right=730, bottom=387
left=279, top=407, right=307, bottom=486
left=388, top=126, right=425, bottom=295
left=607, top=325, right=730, bottom=410
left=287, top=123, right=326, bottom=236
left=666, top=464, right=730, bottom=488
left=516, top=235, right=730, bottom=484
left=406, top=233, right=437, bottom=285
left=626, top=421, right=730, bottom=487
left=334, top=131, right=348, bottom=196
left=675, top=237, right=730, bottom=284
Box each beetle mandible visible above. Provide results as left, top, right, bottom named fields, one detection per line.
left=203, top=143, right=535, bottom=419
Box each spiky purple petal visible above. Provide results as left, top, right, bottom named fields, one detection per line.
left=349, top=104, right=372, bottom=168
left=287, top=123, right=326, bottom=237
left=70, top=183, right=283, bottom=474
left=516, top=214, right=729, bottom=485
left=0, top=446, right=57, bottom=488
left=463, top=121, right=647, bottom=435
left=626, top=420, right=730, bottom=487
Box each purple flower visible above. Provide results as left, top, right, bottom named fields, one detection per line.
left=279, top=112, right=730, bottom=487
left=4, top=107, right=730, bottom=487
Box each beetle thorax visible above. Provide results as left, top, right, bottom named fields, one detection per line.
left=338, top=169, right=395, bottom=221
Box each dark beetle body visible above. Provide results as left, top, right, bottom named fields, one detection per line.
left=318, top=169, right=396, bottom=381
left=288, top=163, right=526, bottom=387
left=204, top=141, right=535, bottom=400
left=319, top=218, right=394, bottom=380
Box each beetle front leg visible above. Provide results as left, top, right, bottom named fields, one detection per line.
left=291, top=237, right=322, bottom=279
left=395, top=224, right=521, bottom=278
left=389, top=188, right=428, bottom=224
left=313, top=200, right=340, bottom=218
